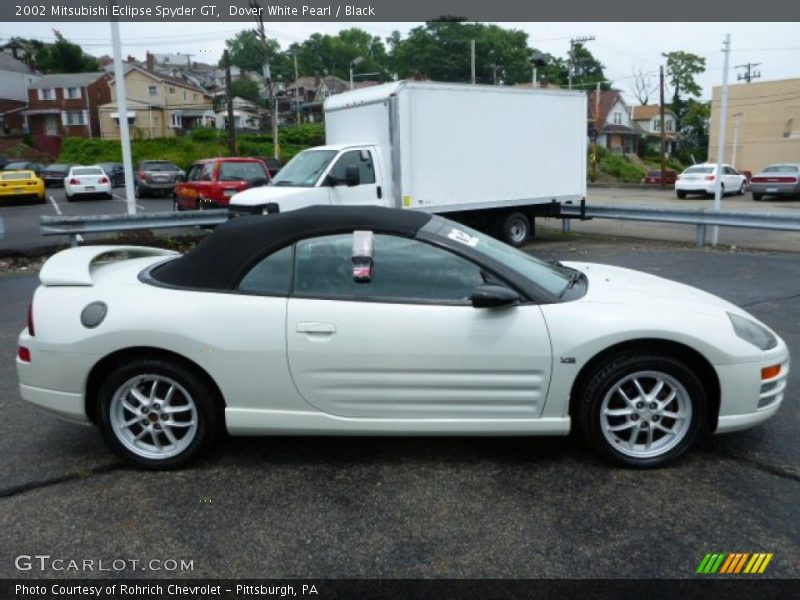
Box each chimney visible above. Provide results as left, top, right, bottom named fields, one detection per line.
left=146, top=52, right=155, bottom=72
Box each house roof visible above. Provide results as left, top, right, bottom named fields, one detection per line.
left=588, top=90, right=627, bottom=124
left=30, top=72, right=107, bottom=89
left=0, top=52, right=34, bottom=74
left=631, top=105, right=676, bottom=120
left=113, top=65, right=209, bottom=94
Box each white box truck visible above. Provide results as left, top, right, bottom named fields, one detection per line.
left=229, top=81, right=587, bottom=246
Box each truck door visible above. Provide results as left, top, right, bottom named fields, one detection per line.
left=327, top=149, right=384, bottom=207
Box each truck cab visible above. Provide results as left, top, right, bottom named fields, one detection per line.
left=229, top=144, right=386, bottom=216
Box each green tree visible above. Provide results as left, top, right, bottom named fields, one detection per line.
left=288, top=28, right=390, bottom=82
left=230, top=77, right=262, bottom=103
left=222, top=30, right=293, bottom=81
left=662, top=51, right=706, bottom=129
left=569, top=44, right=609, bottom=90
left=15, top=32, right=98, bottom=73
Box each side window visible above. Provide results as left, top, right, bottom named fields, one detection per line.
left=186, top=165, right=202, bottom=182
left=294, top=234, right=484, bottom=303
left=238, top=245, right=293, bottom=296
left=328, top=150, right=376, bottom=185
left=200, top=162, right=214, bottom=181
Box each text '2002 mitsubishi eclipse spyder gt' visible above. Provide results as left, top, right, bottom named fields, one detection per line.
left=17, top=206, right=789, bottom=469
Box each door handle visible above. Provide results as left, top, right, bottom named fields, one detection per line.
left=296, top=322, right=337, bottom=334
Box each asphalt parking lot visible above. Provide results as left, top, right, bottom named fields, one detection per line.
left=1, top=234, right=798, bottom=579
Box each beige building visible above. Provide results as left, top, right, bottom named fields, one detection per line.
left=99, top=65, right=213, bottom=139
left=708, top=77, right=800, bottom=172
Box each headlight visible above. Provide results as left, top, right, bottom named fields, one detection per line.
left=728, top=313, right=777, bottom=350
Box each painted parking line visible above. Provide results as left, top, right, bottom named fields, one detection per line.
left=48, top=195, right=62, bottom=216
left=112, top=193, right=145, bottom=211
left=0, top=216, right=4, bottom=240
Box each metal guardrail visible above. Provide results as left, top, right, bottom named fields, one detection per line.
left=40, top=210, right=229, bottom=247
left=560, top=203, right=800, bottom=247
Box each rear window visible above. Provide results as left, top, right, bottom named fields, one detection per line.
left=218, top=161, right=268, bottom=181
left=73, top=167, right=104, bottom=176
left=142, top=162, right=179, bottom=171
left=763, top=165, right=799, bottom=173
left=647, top=171, right=661, bottom=177
left=47, top=164, right=69, bottom=171
left=1, top=172, right=32, bottom=180
left=683, top=166, right=713, bottom=175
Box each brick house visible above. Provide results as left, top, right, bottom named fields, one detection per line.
left=588, top=89, right=639, bottom=154
left=25, top=72, right=111, bottom=154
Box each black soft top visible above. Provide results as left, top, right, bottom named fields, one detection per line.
left=152, top=205, right=432, bottom=290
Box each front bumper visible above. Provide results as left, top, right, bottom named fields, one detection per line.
left=715, top=350, right=790, bottom=434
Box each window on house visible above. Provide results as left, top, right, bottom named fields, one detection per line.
left=653, top=119, right=661, bottom=131
left=170, top=112, right=182, bottom=128
left=65, top=87, right=80, bottom=100
left=183, top=90, right=187, bottom=101
left=148, top=85, right=158, bottom=96
left=613, top=112, right=622, bottom=125
left=193, top=93, right=198, bottom=101
left=666, top=120, right=673, bottom=132
left=169, top=86, right=175, bottom=95
left=38, top=88, right=54, bottom=101
left=65, top=111, right=86, bottom=126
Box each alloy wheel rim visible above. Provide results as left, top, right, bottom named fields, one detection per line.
left=110, top=374, right=198, bottom=460
left=600, top=370, right=692, bottom=459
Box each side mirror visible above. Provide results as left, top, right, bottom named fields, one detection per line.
left=344, top=165, right=360, bottom=187
left=470, top=284, right=520, bottom=309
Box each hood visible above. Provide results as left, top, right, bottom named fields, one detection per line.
left=229, top=185, right=316, bottom=206
left=562, top=261, right=743, bottom=318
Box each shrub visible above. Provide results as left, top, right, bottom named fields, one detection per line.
left=598, top=153, right=647, bottom=183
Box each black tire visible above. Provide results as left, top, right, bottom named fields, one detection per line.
left=737, top=182, right=746, bottom=195
left=497, top=211, right=531, bottom=247
left=65, top=193, right=73, bottom=202
left=134, top=183, right=145, bottom=198
left=676, top=190, right=687, bottom=199
left=96, top=358, right=223, bottom=470
left=173, top=195, right=181, bottom=211
left=104, top=192, right=113, bottom=200
left=752, top=193, right=763, bottom=201
left=576, top=352, right=705, bottom=468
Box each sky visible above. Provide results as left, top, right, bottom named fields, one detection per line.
left=3, top=21, right=799, bottom=103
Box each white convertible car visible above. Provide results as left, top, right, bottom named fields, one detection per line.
left=16, top=206, right=789, bottom=469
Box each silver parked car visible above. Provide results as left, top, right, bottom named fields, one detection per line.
left=750, top=164, right=800, bottom=200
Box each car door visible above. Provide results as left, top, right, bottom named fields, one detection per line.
left=176, top=164, right=201, bottom=209
left=723, top=166, right=739, bottom=191
left=286, top=232, right=553, bottom=420
left=326, top=148, right=383, bottom=207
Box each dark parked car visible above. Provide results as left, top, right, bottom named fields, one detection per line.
left=41, top=163, right=75, bottom=187
left=259, top=157, right=282, bottom=178
left=174, top=157, right=271, bottom=210
left=642, top=169, right=677, bottom=185
left=3, top=161, right=45, bottom=177
left=98, top=162, right=125, bottom=187
left=134, top=160, right=184, bottom=198
left=0, top=155, right=8, bottom=169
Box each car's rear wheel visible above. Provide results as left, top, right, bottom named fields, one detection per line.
left=97, top=359, right=222, bottom=469
left=752, top=193, right=763, bottom=201
left=577, top=353, right=705, bottom=468
left=676, top=190, right=687, bottom=199
left=738, top=181, right=746, bottom=195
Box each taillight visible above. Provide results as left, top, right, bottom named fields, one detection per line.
left=27, top=302, right=35, bottom=336
left=752, top=176, right=797, bottom=183
left=99, top=177, right=109, bottom=184
left=18, top=347, right=31, bottom=362
left=69, top=178, right=80, bottom=185
left=138, top=171, right=146, bottom=179
left=705, top=175, right=715, bottom=181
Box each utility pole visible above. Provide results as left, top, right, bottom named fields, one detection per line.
left=712, top=33, right=731, bottom=247
left=735, top=62, right=761, bottom=84
left=110, top=3, right=135, bottom=215
left=591, top=81, right=600, bottom=182
left=294, top=52, right=300, bottom=124
left=223, top=49, right=236, bottom=156
left=659, top=65, right=667, bottom=190
left=731, top=112, right=743, bottom=168
left=470, top=39, right=476, bottom=84
left=568, top=35, right=595, bottom=90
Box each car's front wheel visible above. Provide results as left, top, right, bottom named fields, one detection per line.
left=97, top=359, right=222, bottom=469
left=577, top=353, right=705, bottom=468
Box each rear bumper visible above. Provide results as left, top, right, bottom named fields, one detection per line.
left=18, top=380, right=90, bottom=425
left=138, top=181, right=176, bottom=191
left=749, top=183, right=800, bottom=196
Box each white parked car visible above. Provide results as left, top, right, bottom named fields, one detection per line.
left=16, top=207, right=789, bottom=469
left=675, top=163, right=747, bottom=199
left=64, top=165, right=113, bottom=201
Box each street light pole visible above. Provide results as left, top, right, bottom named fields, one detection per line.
left=731, top=112, right=743, bottom=168
left=712, top=33, right=731, bottom=247
left=109, top=2, right=135, bottom=215
left=349, top=56, right=364, bottom=90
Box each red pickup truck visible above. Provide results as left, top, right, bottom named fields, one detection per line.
left=173, top=157, right=271, bottom=210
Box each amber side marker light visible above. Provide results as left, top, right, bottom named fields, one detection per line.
left=18, top=347, right=31, bottom=362
left=761, top=365, right=781, bottom=380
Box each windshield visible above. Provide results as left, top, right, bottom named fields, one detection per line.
left=219, top=161, right=268, bottom=181
left=421, top=217, right=572, bottom=297
left=763, top=165, right=798, bottom=173
left=683, top=166, right=714, bottom=175
left=271, top=150, right=337, bottom=187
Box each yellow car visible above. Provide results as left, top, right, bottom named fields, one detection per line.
left=0, top=169, right=46, bottom=204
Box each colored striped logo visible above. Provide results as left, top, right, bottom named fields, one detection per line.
left=696, top=552, right=773, bottom=574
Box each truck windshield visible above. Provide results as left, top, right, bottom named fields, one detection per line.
left=271, top=150, right=337, bottom=187
left=420, top=217, right=572, bottom=297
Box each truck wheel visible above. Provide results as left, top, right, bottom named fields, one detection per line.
left=498, top=211, right=531, bottom=247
